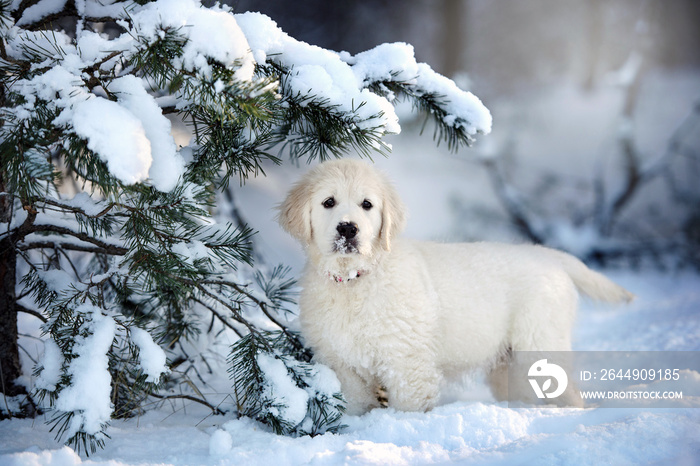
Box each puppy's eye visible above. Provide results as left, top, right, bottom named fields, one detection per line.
left=361, top=199, right=373, bottom=210
left=323, top=197, right=336, bottom=209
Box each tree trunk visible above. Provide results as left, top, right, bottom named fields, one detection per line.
left=440, top=0, right=465, bottom=78
left=0, top=176, right=23, bottom=398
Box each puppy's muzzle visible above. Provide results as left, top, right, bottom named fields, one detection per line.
left=334, top=221, right=359, bottom=253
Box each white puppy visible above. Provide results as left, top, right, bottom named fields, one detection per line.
left=278, top=159, right=633, bottom=414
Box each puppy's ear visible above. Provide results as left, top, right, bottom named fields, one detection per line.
left=379, top=177, right=406, bottom=251
left=277, top=178, right=313, bottom=244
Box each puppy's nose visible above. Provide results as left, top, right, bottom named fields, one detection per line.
left=337, top=222, right=358, bottom=239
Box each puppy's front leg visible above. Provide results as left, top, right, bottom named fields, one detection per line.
left=380, top=360, right=441, bottom=412
left=333, top=364, right=381, bottom=415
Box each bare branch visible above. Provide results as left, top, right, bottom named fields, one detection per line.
left=192, top=297, right=244, bottom=339
left=16, top=303, right=47, bottom=323
left=483, top=159, right=544, bottom=244
left=38, top=197, right=118, bottom=219
left=148, top=393, right=225, bottom=415
left=602, top=132, right=641, bottom=235
left=18, top=240, right=127, bottom=256
left=197, top=278, right=301, bottom=348
left=14, top=223, right=127, bottom=255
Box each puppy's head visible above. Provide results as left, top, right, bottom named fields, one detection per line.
left=278, top=159, right=406, bottom=265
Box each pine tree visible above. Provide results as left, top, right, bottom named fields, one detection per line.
left=0, top=0, right=490, bottom=453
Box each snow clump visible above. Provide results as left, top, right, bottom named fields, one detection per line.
left=130, top=327, right=169, bottom=383
left=54, top=305, right=116, bottom=437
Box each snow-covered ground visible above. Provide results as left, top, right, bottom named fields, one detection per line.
left=2, top=128, right=700, bottom=465
left=1, top=267, right=698, bottom=466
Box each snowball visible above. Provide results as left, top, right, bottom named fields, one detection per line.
left=130, top=327, right=168, bottom=383
left=55, top=305, right=116, bottom=436
left=257, top=354, right=309, bottom=427
left=35, top=338, right=65, bottom=392
left=69, top=97, right=152, bottom=185
left=208, top=429, right=233, bottom=457
left=109, top=76, right=185, bottom=192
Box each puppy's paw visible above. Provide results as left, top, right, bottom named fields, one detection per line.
left=375, top=385, right=389, bottom=408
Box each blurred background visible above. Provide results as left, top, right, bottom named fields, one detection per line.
left=225, top=0, right=700, bottom=273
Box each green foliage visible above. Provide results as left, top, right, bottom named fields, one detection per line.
left=0, top=0, right=487, bottom=455
left=257, top=62, right=392, bottom=162
left=369, top=77, right=481, bottom=151
left=228, top=331, right=345, bottom=436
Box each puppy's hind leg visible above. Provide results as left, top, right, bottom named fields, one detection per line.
left=486, top=350, right=512, bottom=402
left=508, top=278, right=584, bottom=408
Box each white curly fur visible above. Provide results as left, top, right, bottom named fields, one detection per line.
left=278, top=159, right=633, bottom=414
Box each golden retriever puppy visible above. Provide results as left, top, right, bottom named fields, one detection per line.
left=278, top=159, right=632, bottom=414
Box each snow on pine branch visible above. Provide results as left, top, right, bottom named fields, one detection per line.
left=1, top=0, right=493, bottom=451
left=350, top=43, right=493, bottom=137
left=131, top=0, right=255, bottom=83
left=130, top=327, right=169, bottom=383
left=5, top=0, right=260, bottom=192
left=236, top=12, right=491, bottom=146
left=5, top=0, right=490, bottom=193
left=235, top=12, right=399, bottom=137
left=229, top=332, right=345, bottom=436
left=53, top=306, right=116, bottom=439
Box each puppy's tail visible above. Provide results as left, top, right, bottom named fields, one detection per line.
left=548, top=249, right=634, bottom=304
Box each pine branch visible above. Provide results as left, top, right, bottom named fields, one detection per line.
left=196, top=277, right=302, bottom=350
left=17, top=240, right=126, bottom=255
left=38, top=197, right=119, bottom=219
left=367, top=75, right=484, bottom=151
left=13, top=223, right=127, bottom=255
left=191, top=297, right=244, bottom=339
left=148, top=393, right=225, bottom=415
left=14, top=0, right=125, bottom=32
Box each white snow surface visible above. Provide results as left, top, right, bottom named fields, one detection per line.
left=2, top=230, right=699, bottom=465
